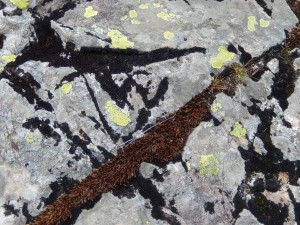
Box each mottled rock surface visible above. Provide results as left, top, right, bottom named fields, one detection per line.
left=0, top=0, right=299, bottom=224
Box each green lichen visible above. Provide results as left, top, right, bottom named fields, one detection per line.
left=107, top=30, right=134, bottom=49
left=10, top=0, right=29, bottom=10
left=2, top=54, right=16, bottom=63
left=157, top=12, right=175, bottom=21
left=210, top=46, right=235, bottom=69
left=210, top=101, right=222, bottom=112
left=131, top=19, right=141, bottom=25
left=163, top=31, right=174, bottom=40
left=129, top=10, right=138, bottom=18
left=153, top=3, right=161, bottom=8
left=199, top=154, right=219, bottom=176
left=26, top=134, right=34, bottom=144
left=259, top=19, right=270, bottom=27
left=247, top=16, right=258, bottom=32
left=84, top=6, right=98, bottom=18
left=186, top=162, right=191, bottom=171
left=120, top=15, right=128, bottom=21
left=105, top=100, right=130, bottom=126
left=207, top=122, right=214, bottom=127
left=139, top=3, right=150, bottom=9
left=230, top=121, right=247, bottom=138
left=61, top=83, right=72, bottom=94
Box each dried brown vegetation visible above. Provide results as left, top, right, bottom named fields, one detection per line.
left=286, top=24, right=300, bottom=50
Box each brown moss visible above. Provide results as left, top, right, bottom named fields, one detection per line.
left=285, top=24, right=300, bottom=50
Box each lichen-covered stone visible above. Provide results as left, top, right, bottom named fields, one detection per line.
left=0, top=0, right=299, bottom=224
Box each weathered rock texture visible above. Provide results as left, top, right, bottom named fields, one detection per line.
left=0, top=0, right=299, bottom=224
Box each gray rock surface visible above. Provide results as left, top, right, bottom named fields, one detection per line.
left=0, top=0, right=299, bottom=224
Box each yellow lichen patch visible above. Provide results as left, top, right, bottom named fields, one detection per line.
left=139, top=3, right=150, bottom=9
left=131, top=19, right=141, bottom=25
left=2, top=54, right=16, bottom=63
left=210, top=101, right=222, bottom=112
left=4, top=132, right=9, bottom=139
left=153, top=3, right=161, bottom=8
left=84, top=6, right=98, bottom=18
left=26, top=134, right=34, bottom=144
left=61, top=82, right=72, bottom=94
left=129, top=10, right=138, bottom=18
left=199, top=154, right=219, bottom=176
left=105, top=101, right=130, bottom=126
left=163, top=31, right=174, bottom=40
left=10, top=0, right=29, bottom=10
left=107, top=30, right=134, bottom=49
left=157, top=12, right=175, bottom=21
left=210, top=46, right=235, bottom=69
left=230, top=121, right=247, bottom=138
left=260, top=19, right=270, bottom=28
left=186, top=162, right=191, bottom=171
left=120, top=15, right=128, bottom=21
left=247, top=16, right=258, bottom=32
left=207, top=122, right=214, bottom=127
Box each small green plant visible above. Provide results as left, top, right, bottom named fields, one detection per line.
left=253, top=195, right=268, bottom=212
left=230, top=63, right=248, bottom=84
left=211, top=62, right=249, bottom=96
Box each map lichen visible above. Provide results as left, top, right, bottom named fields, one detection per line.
left=26, top=134, right=34, bottom=144
left=153, top=3, right=161, bottom=8
left=210, top=46, right=235, bottom=69
left=199, top=154, right=219, bottom=176
left=2, top=54, right=16, bottom=63
left=105, top=101, right=130, bottom=126
left=164, top=31, right=174, bottom=40
left=248, top=16, right=258, bottom=32
left=61, top=83, right=72, bottom=94
left=129, top=10, right=138, bottom=18
left=139, top=3, right=150, bottom=9
left=230, top=121, right=247, bottom=138
left=131, top=19, right=141, bottom=25
left=10, top=0, right=29, bottom=10
left=157, top=12, right=175, bottom=21
left=210, top=101, right=222, bottom=112
left=83, top=6, right=98, bottom=18
left=260, top=19, right=270, bottom=27
left=107, top=30, right=135, bottom=49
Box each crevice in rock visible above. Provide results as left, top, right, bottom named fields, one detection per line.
left=254, top=0, right=273, bottom=17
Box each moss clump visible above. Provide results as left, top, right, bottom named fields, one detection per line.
left=253, top=195, right=268, bottom=212
left=230, top=63, right=248, bottom=84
